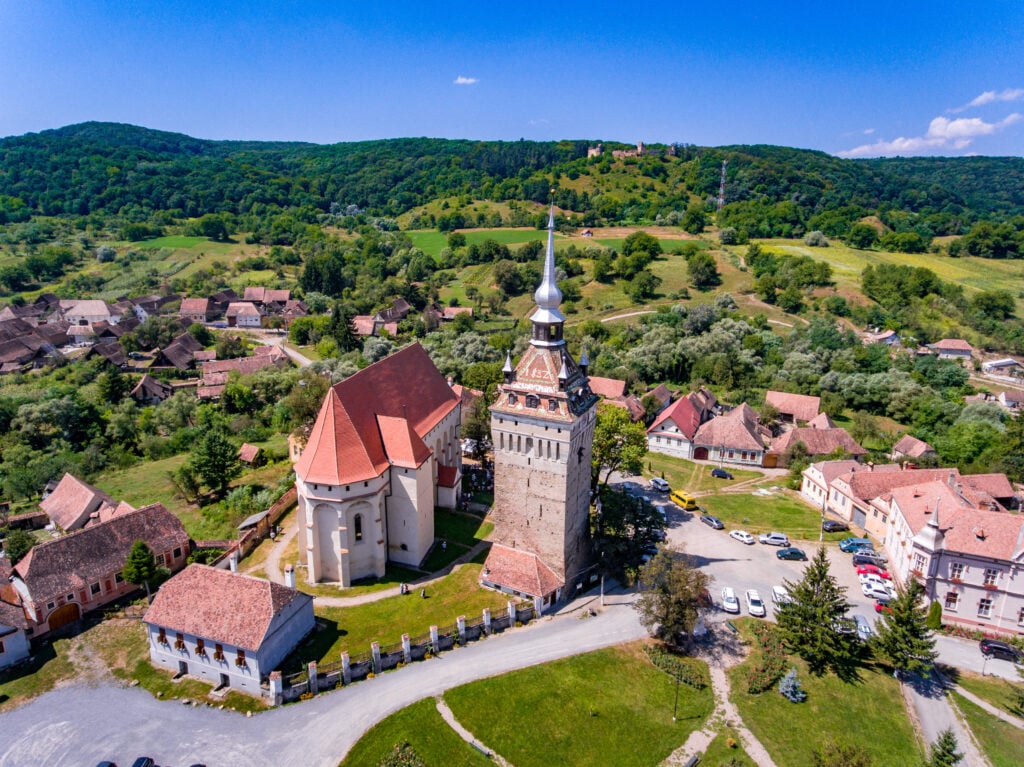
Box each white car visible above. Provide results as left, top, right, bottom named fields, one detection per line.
left=729, top=530, right=755, bottom=545
left=758, top=532, right=790, bottom=546
left=721, top=587, right=740, bottom=613
left=859, top=573, right=889, bottom=589
left=771, top=585, right=792, bottom=605
left=862, top=582, right=896, bottom=601
left=745, top=589, right=767, bottom=617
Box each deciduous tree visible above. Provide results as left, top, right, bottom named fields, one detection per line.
left=635, top=546, right=711, bottom=643
left=590, top=404, right=648, bottom=492
left=591, top=488, right=666, bottom=580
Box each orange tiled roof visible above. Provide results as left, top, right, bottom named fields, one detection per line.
left=647, top=396, right=701, bottom=439
left=39, top=473, right=116, bottom=531
left=929, top=338, right=973, bottom=352
left=892, top=434, right=935, bottom=458
left=294, top=343, right=458, bottom=485
left=588, top=376, right=627, bottom=399
left=144, top=564, right=312, bottom=652
left=765, top=391, right=821, bottom=422
left=376, top=415, right=431, bottom=469
left=693, top=403, right=764, bottom=451
left=769, top=427, right=867, bottom=457
left=482, top=544, right=563, bottom=598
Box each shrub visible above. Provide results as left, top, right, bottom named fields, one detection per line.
left=926, top=600, right=943, bottom=631
left=803, top=230, right=829, bottom=247
left=779, top=668, right=807, bottom=703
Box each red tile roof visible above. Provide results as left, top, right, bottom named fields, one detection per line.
left=39, top=473, right=116, bottom=531
left=16, top=504, right=189, bottom=604
left=201, top=348, right=288, bottom=377
left=376, top=415, right=431, bottom=469
left=352, top=316, right=376, bottom=336
left=144, top=564, right=312, bottom=652
left=588, top=376, right=627, bottom=399
left=807, top=412, right=836, bottom=430
left=929, top=339, right=973, bottom=352
left=226, top=302, right=261, bottom=318
left=179, top=298, right=210, bottom=315
left=693, top=403, right=764, bottom=451
left=295, top=343, right=458, bottom=485
left=892, top=434, right=935, bottom=458
left=769, top=427, right=867, bottom=458
left=481, top=544, right=563, bottom=598
left=437, top=465, right=459, bottom=488
left=765, top=391, right=821, bottom=422
left=647, top=396, right=701, bottom=439
left=238, top=443, right=262, bottom=463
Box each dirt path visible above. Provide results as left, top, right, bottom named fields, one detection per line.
left=661, top=632, right=778, bottom=767
left=952, top=685, right=1024, bottom=729
left=601, top=309, right=657, bottom=323
left=435, top=697, right=514, bottom=766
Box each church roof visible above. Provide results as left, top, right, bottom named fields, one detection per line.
left=294, top=343, right=458, bottom=485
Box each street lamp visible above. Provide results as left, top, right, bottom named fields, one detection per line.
left=672, top=671, right=680, bottom=721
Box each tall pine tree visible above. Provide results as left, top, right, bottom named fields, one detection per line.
left=775, top=546, right=855, bottom=676
left=872, top=578, right=937, bottom=676
left=925, top=728, right=963, bottom=767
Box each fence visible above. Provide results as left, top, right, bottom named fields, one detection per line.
left=269, top=597, right=542, bottom=705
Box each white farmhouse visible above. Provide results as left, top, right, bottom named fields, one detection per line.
left=144, top=564, right=314, bottom=697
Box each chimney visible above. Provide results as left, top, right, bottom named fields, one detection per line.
left=284, top=563, right=296, bottom=588
left=948, top=471, right=957, bottom=488
left=868, top=462, right=874, bottom=472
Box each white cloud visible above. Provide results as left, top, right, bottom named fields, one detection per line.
left=863, top=128, right=875, bottom=135
left=528, top=118, right=549, bottom=126
left=951, top=88, right=1024, bottom=113
left=453, top=75, right=478, bottom=86
left=838, top=113, right=1022, bottom=158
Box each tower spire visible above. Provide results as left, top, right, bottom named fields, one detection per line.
left=529, top=195, right=566, bottom=347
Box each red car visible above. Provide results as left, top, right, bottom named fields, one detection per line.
left=857, top=564, right=892, bottom=580
left=874, top=599, right=893, bottom=614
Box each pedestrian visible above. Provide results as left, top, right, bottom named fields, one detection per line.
left=441, top=540, right=447, bottom=552
left=420, top=588, right=426, bottom=599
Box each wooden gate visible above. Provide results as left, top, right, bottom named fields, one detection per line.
left=47, top=602, right=81, bottom=632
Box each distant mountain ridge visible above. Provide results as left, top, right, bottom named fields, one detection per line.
left=1, top=121, right=1022, bottom=224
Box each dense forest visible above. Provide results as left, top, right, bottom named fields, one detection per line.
left=2, top=123, right=1024, bottom=249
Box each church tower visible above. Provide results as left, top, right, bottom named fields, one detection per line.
left=483, top=204, right=599, bottom=606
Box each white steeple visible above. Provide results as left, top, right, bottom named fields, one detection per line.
left=530, top=202, right=565, bottom=331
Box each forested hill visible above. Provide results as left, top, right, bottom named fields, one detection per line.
left=1, top=121, right=1023, bottom=227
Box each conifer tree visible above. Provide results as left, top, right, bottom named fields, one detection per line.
left=774, top=546, right=854, bottom=675
left=925, top=728, right=963, bottom=767
left=122, top=540, right=157, bottom=599
left=872, top=578, right=937, bottom=676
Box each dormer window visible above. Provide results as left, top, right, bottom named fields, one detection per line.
left=548, top=399, right=558, bottom=412
left=508, top=393, right=518, bottom=405
left=525, top=394, right=540, bottom=408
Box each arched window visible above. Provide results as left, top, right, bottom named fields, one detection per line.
left=354, top=513, right=363, bottom=542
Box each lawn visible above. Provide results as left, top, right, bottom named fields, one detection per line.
left=953, top=669, right=1023, bottom=715
left=645, top=453, right=765, bottom=494
left=443, top=644, right=714, bottom=767
left=339, top=697, right=491, bottom=767
left=699, top=490, right=847, bottom=542
left=295, top=564, right=424, bottom=599
left=701, top=726, right=757, bottom=767
left=952, top=692, right=1024, bottom=767
left=727, top=643, right=919, bottom=766
left=434, top=509, right=493, bottom=548
left=0, top=634, right=76, bottom=713
left=284, top=563, right=510, bottom=670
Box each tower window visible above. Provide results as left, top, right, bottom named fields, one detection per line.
left=548, top=399, right=558, bottom=411
left=526, top=394, right=539, bottom=408
left=354, top=514, right=363, bottom=542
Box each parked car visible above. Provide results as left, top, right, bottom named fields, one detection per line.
left=852, top=550, right=888, bottom=567
left=758, top=531, right=790, bottom=546
left=721, top=587, right=740, bottom=613
left=856, top=564, right=892, bottom=579
left=745, top=589, right=767, bottom=617
left=853, top=614, right=874, bottom=642
left=711, top=467, right=734, bottom=480
left=131, top=759, right=154, bottom=767
left=833, top=616, right=857, bottom=635
left=700, top=513, right=725, bottom=529
left=771, top=585, right=792, bottom=605
left=839, top=536, right=873, bottom=553
left=822, top=519, right=849, bottom=532
left=980, top=638, right=1024, bottom=663
left=777, top=547, right=807, bottom=561
left=858, top=572, right=889, bottom=589
left=862, top=582, right=895, bottom=601
left=874, top=598, right=893, bottom=614
left=650, top=477, right=671, bottom=493
left=729, top=529, right=755, bottom=545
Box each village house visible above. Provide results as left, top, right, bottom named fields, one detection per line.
left=646, top=396, right=702, bottom=458
left=39, top=473, right=119, bottom=532
left=764, top=424, right=866, bottom=468
left=0, top=560, right=31, bottom=670
left=59, top=299, right=120, bottom=327
left=690, top=403, right=767, bottom=466
left=864, top=329, right=901, bottom=346
left=130, top=373, right=174, bottom=405
left=243, top=287, right=291, bottom=307
left=765, top=390, right=821, bottom=425
left=799, top=459, right=864, bottom=513
left=881, top=478, right=1024, bottom=637
left=982, top=358, right=1024, bottom=377
left=144, top=564, right=314, bottom=697
left=238, top=443, right=263, bottom=466
left=197, top=347, right=291, bottom=400
left=927, top=338, right=974, bottom=361
left=179, top=297, right=212, bottom=324
left=9, top=503, right=190, bottom=637
left=293, top=343, right=462, bottom=586
left=891, top=434, right=938, bottom=463
left=225, top=301, right=263, bottom=328
left=998, top=390, right=1024, bottom=410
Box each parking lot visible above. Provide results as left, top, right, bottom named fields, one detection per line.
left=625, top=481, right=890, bottom=632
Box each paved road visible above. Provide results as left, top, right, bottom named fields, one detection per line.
left=0, top=598, right=646, bottom=767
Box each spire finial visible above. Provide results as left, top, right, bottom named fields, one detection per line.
left=532, top=197, right=562, bottom=313
left=929, top=496, right=941, bottom=529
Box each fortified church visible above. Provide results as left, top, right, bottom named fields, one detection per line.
left=294, top=203, right=597, bottom=608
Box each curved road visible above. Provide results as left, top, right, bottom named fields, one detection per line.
left=0, top=599, right=646, bottom=767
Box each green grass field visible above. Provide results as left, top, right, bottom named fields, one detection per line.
left=701, top=726, right=757, bottom=766
left=699, top=490, right=847, bottom=542
left=645, top=453, right=765, bottom=494
left=443, top=644, right=713, bottom=767
left=339, top=697, right=491, bottom=767
left=952, top=692, right=1024, bottom=767
left=284, top=563, right=509, bottom=671
left=728, top=647, right=920, bottom=767
left=953, top=670, right=1023, bottom=716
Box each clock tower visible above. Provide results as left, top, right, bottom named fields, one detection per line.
left=482, top=204, right=598, bottom=606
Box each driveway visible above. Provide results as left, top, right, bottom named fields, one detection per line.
left=0, top=598, right=647, bottom=767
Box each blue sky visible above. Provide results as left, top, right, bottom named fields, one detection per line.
left=1, top=1, right=1022, bottom=157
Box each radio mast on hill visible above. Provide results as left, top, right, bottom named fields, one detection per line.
left=716, top=160, right=728, bottom=212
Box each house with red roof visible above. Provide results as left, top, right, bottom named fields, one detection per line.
left=293, top=343, right=462, bottom=586
left=926, top=338, right=974, bottom=361
left=765, top=390, right=821, bottom=424
left=10, top=503, right=190, bottom=637
left=690, top=403, right=766, bottom=466
left=882, top=480, right=1024, bottom=637
left=890, top=434, right=937, bottom=463
left=39, top=473, right=117, bottom=532
left=646, top=396, right=702, bottom=458
left=764, top=426, right=867, bottom=468
left=144, top=564, right=314, bottom=697
left=0, top=560, right=31, bottom=670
